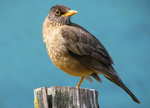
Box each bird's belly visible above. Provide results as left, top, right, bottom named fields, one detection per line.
left=47, top=46, right=92, bottom=77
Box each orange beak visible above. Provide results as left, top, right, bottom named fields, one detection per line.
left=62, top=10, right=78, bottom=16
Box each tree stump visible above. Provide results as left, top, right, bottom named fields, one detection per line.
left=34, top=86, right=99, bottom=108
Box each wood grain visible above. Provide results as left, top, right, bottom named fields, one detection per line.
left=34, top=86, right=99, bottom=108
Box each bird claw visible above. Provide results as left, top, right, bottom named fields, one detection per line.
left=76, top=84, right=80, bottom=88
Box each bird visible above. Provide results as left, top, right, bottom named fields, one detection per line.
left=42, top=5, right=140, bottom=104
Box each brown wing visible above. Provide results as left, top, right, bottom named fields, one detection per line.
left=61, top=24, right=114, bottom=72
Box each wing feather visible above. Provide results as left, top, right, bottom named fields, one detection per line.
left=61, top=24, right=113, bottom=66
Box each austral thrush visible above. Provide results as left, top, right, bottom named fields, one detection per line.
left=42, top=5, right=140, bottom=103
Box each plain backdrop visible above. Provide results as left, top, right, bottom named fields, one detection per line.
left=0, top=0, right=150, bottom=108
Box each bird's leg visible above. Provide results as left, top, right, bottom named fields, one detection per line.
left=76, top=76, right=85, bottom=88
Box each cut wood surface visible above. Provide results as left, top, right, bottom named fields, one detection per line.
left=34, top=86, right=99, bottom=108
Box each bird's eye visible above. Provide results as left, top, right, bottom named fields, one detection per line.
left=55, top=9, right=61, bottom=16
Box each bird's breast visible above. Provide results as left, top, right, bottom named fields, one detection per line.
left=43, top=25, right=68, bottom=64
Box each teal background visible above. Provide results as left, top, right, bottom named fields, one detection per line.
left=0, top=0, right=149, bottom=108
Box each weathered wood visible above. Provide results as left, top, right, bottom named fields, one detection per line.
left=34, top=86, right=99, bottom=108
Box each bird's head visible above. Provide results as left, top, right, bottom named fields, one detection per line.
left=48, top=5, right=78, bottom=25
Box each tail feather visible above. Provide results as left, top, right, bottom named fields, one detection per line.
left=105, top=75, right=140, bottom=104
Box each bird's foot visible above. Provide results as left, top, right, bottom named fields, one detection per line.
left=76, top=84, right=80, bottom=88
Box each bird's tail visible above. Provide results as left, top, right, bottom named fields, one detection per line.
left=105, top=75, right=140, bottom=104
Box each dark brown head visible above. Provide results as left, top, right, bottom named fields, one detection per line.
left=48, top=5, right=78, bottom=25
